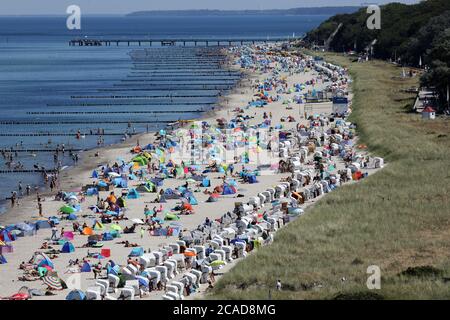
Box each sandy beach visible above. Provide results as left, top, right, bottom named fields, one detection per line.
left=0, top=44, right=382, bottom=300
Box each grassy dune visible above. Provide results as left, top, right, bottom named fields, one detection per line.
left=209, top=53, right=450, bottom=300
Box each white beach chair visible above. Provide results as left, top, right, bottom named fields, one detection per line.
left=249, top=196, right=261, bottom=207
left=209, top=253, right=222, bottom=262
left=201, top=265, right=212, bottom=284
left=155, top=266, right=169, bottom=283
left=169, top=243, right=180, bottom=254
left=221, top=245, right=234, bottom=262
left=95, top=279, right=109, bottom=296
left=267, top=188, right=276, bottom=200
left=145, top=268, right=161, bottom=289
left=139, top=253, right=156, bottom=268
left=235, top=241, right=247, bottom=258
left=170, top=281, right=185, bottom=296
left=257, top=193, right=266, bottom=206
left=190, top=269, right=202, bottom=284
left=210, top=240, right=222, bottom=249
left=119, top=287, right=135, bottom=300
left=166, top=285, right=183, bottom=299
left=165, top=291, right=181, bottom=300
left=108, top=274, right=120, bottom=293
left=152, top=251, right=164, bottom=265
left=193, top=245, right=206, bottom=259
left=183, top=272, right=198, bottom=286
left=261, top=191, right=271, bottom=202
left=214, top=249, right=226, bottom=262
left=164, top=260, right=176, bottom=279
left=167, top=258, right=179, bottom=274
left=176, top=240, right=186, bottom=247
left=86, top=286, right=102, bottom=300
left=125, top=280, right=140, bottom=297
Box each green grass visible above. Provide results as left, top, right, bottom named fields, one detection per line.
left=208, top=53, right=450, bottom=300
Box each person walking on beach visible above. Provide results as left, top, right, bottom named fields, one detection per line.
left=38, top=202, right=43, bottom=217
left=10, top=191, right=16, bottom=207
left=26, top=184, right=31, bottom=196
left=51, top=225, right=58, bottom=240
left=18, top=181, right=23, bottom=196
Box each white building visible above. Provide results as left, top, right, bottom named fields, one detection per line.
left=422, top=106, right=436, bottom=119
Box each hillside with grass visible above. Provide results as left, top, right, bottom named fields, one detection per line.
left=209, top=53, right=450, bottom=300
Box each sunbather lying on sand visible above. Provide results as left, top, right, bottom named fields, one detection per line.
left=19, top=261, right=33, bottom=270
left=116, top=240, right=139, bottom=247
left=40, top=242, right=53, bottom=249
left=18, top=274, right=40, bottom=282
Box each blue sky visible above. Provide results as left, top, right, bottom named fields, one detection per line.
left=1, top=0, right=421, bottom=15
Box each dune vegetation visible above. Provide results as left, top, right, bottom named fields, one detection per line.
left=209, top=53, right=450, bottom=300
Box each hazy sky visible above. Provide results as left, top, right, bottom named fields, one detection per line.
left=0, top=0, right=421, bottom=15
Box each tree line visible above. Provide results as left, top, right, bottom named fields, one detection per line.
left=304, top=0, right=450, bottom=111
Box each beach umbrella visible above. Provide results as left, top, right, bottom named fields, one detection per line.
left=151, top=217, right=164, bottom=224
left=108, top=172, right=120, bottom=177
left=60, top=205, right=75, bottom=214
left=110, top=224, right=122, bottom=232
left=67, top=195, right=78, bottom=202
left=42, top=275, right=63, bottom=290
left=210, top=260, right=226, bottom=267
left=165, top=213, right=180, bottom=221
left=37, top=267, right=49, bottom=277
left=5, top=292, right=30, bottom=300
left=131, top=219, right=144, bottom=225
left=184, top=251, right=196, bottom=257
left=10, top=230, right=22, bottom=236
left=36, top=253, right=54, bottom=269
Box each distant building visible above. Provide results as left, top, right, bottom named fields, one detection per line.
left=332, top=90, right=349, bottom=115
left=413, top=88, right=437, bottom=113
left=422, top=106, right=436, bottom=119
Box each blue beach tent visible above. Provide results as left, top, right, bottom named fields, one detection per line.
left=127, top=188, right=140, bottom=199
left=248, top=175, right=258, bottom=184
left=102, top=232, right=114, bottom=241
left=222, top=185, right=236, bottom=195
left=66, top=290, right=86, bottom=300
left=67, top=213, right=78, bottom=221
left=97, top=180, right=108, bottom=187
left=128, top=247, right=144, bottom=257
left=81, top=262, right=91, bottom=272
left=37, top=256, right=54, bottom=269
left=202, top=178, right=210, bottom=187
left=189, top=196, right=198, bottom=205
left=62, top=242, right=75, bottom=253
left=86, top=188, right=98, bottom=196
left=91, top=170, right=98, bottom=178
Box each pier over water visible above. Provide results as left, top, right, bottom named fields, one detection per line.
left=69, top=37, right=296, bottom=47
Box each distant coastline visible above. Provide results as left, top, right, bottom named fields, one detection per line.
left=127, top=7, right=360, bottom=17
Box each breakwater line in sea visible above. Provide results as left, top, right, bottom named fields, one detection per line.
left=0, top=45, right=241, bottom=211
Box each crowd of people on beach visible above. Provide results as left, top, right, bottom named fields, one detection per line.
left=0, top=43, right=384, bottom=300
